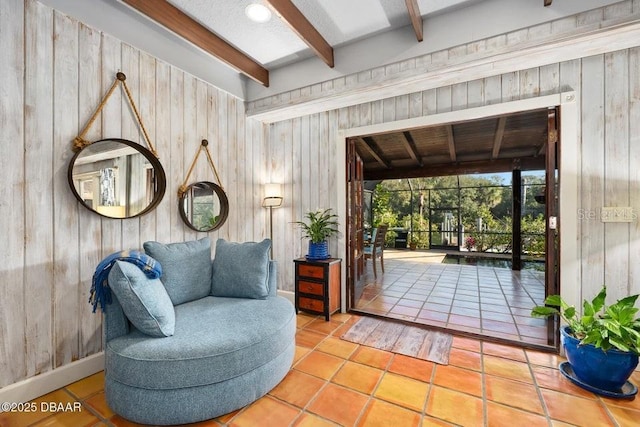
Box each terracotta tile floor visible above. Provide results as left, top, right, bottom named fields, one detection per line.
left=4, top=312, right=639, bottom=427
left=355, top=250, right=549, bottom=346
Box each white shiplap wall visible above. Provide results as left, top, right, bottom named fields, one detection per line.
left=0, top=0, right=266, bottom=389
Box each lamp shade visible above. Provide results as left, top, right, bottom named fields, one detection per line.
left=262, top=183, right=283, bottom=207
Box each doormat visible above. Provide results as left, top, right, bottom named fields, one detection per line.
left=340, top=317, right=453, bottom=365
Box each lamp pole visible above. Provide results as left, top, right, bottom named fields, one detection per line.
left=268, top=205, right=274, bottom=258
left=263, top=183, right=283, bottom=259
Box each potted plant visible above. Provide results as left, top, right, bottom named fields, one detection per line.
left=531, top=286, right=640, bottom=396
left=294, top=208, right=339, bottom=260
left=409, top=236, right=418, bottom=251
left=464, top=235, right=476, bottom=252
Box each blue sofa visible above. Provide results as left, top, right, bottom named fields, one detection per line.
left=103, top=238, right=296, bottom=425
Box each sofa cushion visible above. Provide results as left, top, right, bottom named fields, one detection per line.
left=108, top=261, right=175, bottom=337
left=143, top=238, right=212, bottom=305
left=105, top=296, right=296, bottom=390
left=211, top=238, right=271, bottom=299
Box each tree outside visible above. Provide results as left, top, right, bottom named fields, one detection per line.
left=370, top=173, right=546, bottom=256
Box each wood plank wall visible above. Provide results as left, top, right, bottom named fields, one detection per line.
left=268, top=48, right=640, bottom=311
left=0, top=0, right=266, bottom=388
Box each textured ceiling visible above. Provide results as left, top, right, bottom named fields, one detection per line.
left=167, top=0, right=480, bottom=67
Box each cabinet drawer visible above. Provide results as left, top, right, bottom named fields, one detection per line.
left=299, top=297, right=324, bottom=312
left=298, top=280, right=324, bottom=296
left=298, top=264, right=324, bottom=279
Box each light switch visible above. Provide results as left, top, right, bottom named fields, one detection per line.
left=549, top=216, right=557, bottom=229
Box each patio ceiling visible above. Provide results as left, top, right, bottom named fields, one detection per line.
left=354, top=108, right=550, bottom=180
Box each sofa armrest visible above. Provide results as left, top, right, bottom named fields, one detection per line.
left=268, top=260, right=278, bottom=297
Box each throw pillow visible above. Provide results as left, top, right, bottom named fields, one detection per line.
left=211, top=238, right=271, bottom=299
left=108, top=260, right=175, bottom=337
left=143, top=237, right=212, bottom=305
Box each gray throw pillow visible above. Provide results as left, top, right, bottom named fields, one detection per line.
left=211, top=238, right=271, bottom=299
left=143, top=237, right=212, bottom=305
left=108, top=260, right=175, bottom=337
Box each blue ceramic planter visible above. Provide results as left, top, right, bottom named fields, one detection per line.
left=307, top=241, right=329, bottom=260
left=561, top=326, right=639, bottom=391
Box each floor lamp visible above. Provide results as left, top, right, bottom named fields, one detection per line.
left=262, top=183, right=283, bottom=258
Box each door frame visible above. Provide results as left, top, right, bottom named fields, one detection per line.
left=335, top=92, right=579, bottom=330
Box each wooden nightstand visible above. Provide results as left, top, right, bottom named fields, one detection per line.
left=294, top=257, right=341, bottom=321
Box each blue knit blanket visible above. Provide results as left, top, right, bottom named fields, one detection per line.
left=90, top=250, right=162, bottom=313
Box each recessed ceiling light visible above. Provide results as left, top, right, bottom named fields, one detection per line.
left=245, top=3, right=272, bottom=23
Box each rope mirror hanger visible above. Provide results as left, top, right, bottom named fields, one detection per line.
left=178, top=140, right=229, bottom=232
left=73, top=72, right=158, bottom=157
left=67, top=72, right=167, bottom=219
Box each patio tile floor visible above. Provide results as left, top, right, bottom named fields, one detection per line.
left=355, top=250, right=549, bottom=346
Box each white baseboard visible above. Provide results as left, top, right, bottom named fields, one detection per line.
left=0, top=353, right=104, bottom=405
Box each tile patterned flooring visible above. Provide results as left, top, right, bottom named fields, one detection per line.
left=354, top=250, right=549, bottom=346
left=3, top=312, right=639, bottom=427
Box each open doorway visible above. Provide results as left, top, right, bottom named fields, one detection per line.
left=346, top=105, right=560, bottom=350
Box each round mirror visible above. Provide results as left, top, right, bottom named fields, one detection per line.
left=67, top=138, right=166, bottom=219
left=179, top=181, right=229, bottom=232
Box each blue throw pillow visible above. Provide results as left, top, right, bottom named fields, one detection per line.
left=143, top=237, right=212, bottom=305
left=211, top=238, right=271, bottom=299
left=108, top=260, right=175, bottom=337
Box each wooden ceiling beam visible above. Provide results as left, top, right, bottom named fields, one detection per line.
left=544, top=0, right=553, bottom=6
left=364, top=157, right=546, bottom=180
left=446, top=125, right=457, bottom=162
left=401, top=131, right=424, bottom=167
left=122, top=0, right=269, bottom=86
left=405, top=0, right=423, bottom=42
left=266, top=0, right=334, bottom=67
left=362, top=137, right=392, bottom=169
left=491, top=117, right=507, bottom=159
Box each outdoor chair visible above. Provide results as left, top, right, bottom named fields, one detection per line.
left=364, top=225, right=388, bottom=277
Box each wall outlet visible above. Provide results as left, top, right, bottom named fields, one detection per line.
left=600, top=207, right=636, bottom=223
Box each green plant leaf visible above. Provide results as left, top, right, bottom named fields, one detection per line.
left=603, top=319, right=621, bottom=337
left=581, top=330, right=602, bottom=346
left=580, top=314, right=594, bottom=327
left=618, top=294, right=639, bottom=309
left=624, top=326, right=640, bottom=339
left=543, top=295, right=563, bottom=308
left=583, top=300, right=595, bottom=317
left=608, top=336, right=630, bottom=353
left=591, top=286, right=607, bottom=313
left=616, top=306, right=639, bottom=326
left=530, top=306, right=558, bottom=318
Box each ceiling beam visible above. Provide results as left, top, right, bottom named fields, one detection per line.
left=364, top=157, right=546, bottom=180
left=491, top=117, right=507, bottom=159
left=266, top=0, right=334, bottom=67
left=544, top=0, right=553, bottom=6
left=446, top=125, right=456, bottom=162
left=121, top=0, right=269, bottom=86
left=405, top=0, right=423, bottom=42
left=401, top=131, right=423, bottom=167
left=362, top=137, right=392, bottom=169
